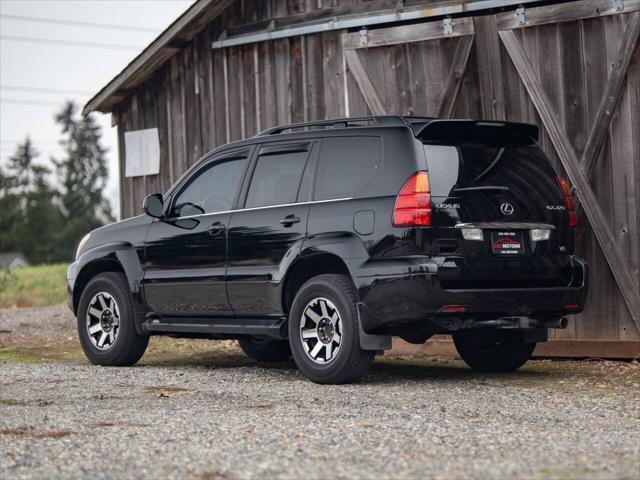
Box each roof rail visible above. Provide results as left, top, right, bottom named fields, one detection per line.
left=255, top=115, right=409, bottom=136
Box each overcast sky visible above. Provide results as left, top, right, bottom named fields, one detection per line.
left=0, top=0, right=195, bottom=217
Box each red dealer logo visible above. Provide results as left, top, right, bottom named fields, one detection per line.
left=494, top=237, right=521, bottom=250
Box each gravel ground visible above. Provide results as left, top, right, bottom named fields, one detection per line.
left=1, top=306, right=639, bottom=480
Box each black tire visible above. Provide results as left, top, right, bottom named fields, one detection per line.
left=453, top=330, right=535, bottom=372
left=288, top=274, right=375, bottom=384
left=77, top=272, right=149, bottom=366
left=238, top=336, right=292, bottom=362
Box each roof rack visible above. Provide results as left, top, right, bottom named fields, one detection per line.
left=255, top=115, right=410, bottom=136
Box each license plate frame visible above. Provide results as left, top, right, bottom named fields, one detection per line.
left=491, top=231, right=524, bottom=255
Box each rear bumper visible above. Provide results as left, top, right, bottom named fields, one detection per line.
left=355, top=255, right=589, bottom=333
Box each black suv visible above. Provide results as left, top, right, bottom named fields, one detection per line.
left=67, top=116, right=588, bottom=383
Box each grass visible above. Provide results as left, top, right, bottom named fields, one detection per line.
left=0, top=264, right=67, bottom=308
left=0, top=347, right=45, bottom=364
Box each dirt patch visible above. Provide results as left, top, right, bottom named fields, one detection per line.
left=0, top=428, right=75, bottom=439
left=143, top=385, right=194, bottom=393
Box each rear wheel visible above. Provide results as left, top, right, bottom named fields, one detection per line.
left=453, top=330, right=535, bottom=372
left=238, top=336, right=291, bottom=362
left=77, top=272, right=149, bottom=366
left=288, top=274, right=375, bottom=384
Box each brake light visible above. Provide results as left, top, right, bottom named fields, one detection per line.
left=557, top=176, right=577, bottom=228
left=393, top=172, right=431, bottom=227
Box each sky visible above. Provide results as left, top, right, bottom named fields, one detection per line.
left=0, top=0, right=195, bottom=218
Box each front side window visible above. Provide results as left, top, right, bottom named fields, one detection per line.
left=244, top=149, right=308, bottom=208
left=171, top=157, right=248, bottom=217
left=314, top=136, right=382, bottom=200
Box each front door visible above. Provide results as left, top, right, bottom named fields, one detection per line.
left=143, top=150, right=251, bottom=316
left=226, top=141, right=316, bottom=316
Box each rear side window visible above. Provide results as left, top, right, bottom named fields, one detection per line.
left=424, top=144, right=559, bottom=198
left=314, top=137, right=382, bottom=200
left=171, top=157, right=248, bottom=217
left=245, top=149, right=308, bottom=208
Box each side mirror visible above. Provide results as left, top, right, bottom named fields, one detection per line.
left=143, top=193, right=164, bottom=219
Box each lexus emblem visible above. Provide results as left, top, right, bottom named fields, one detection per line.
left=500, top=203, right=514, bottom=216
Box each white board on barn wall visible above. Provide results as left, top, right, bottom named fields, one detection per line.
left=124, top=128, right=160, bottom=177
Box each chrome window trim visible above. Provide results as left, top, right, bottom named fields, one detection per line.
left=169, top=197, right=354, bottom=221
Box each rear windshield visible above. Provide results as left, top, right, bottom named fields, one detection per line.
left=423, top=144, right=560, bottom=198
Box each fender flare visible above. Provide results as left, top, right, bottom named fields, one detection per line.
left=72, top=242, right=146, bottom=335
left=285, top=232, right=391, bottom=351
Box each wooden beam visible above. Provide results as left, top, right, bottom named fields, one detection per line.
left=342, top=17, right=474, bottom=50
left=82, top=0, right=234, bottom=115
left=496, top=0, right=640, bottom=30
left=343, top=49, right=386, bottom=115
left=437, top=34, right=475, bottom=118
left=581, top=12, right=640, bottom=181
left=499, top=29, right=640, bottom=330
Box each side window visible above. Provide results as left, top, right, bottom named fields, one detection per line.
left=244, top=148, right=309, bottom=208
left=314, top=136, right=382, bottom=200
left=171, top=157, right=248, bottom=217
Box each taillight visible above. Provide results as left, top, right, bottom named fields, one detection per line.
left=557, top=176, right=577, bottom=228
left=392, top=171, right=431, bottom=227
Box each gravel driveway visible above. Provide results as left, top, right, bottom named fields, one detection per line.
left=1, top=306, right=639, bottom=480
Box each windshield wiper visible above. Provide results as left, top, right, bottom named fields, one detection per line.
left=454, top=185, right=510, bottom=192
left=473, top=146, right=506, bottom=182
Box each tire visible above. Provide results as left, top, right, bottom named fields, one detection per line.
left=453, top=330, right=535, bottom=373
left=77, top=272, right=149, bottom=366
left=238, top=336, right=292, bottom=362
left=288, top=274, right=375, bottom=384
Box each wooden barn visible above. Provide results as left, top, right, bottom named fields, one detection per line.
left=84, top=0, right=640, bottom=358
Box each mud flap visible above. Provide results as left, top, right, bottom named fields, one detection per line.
left=357, top=304, right=391, bottom=351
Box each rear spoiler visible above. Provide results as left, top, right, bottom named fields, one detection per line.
left=413, top=120, right=539, bottom=146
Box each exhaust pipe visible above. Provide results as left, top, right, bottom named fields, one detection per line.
left=543, top=317, right=568, bottom=329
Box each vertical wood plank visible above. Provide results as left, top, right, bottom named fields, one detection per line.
left=258, top=41, right=277, bottom=130
left=290, top=36, right=305, bottom=123
left=305, top=33, right=325, bottom=121
left=273, top=38, right=292, bottom=124
left=605, top=13, right=640, bottom=339
left=473, top=15, right=505, bottom=120
left=322, top=31, right=345, bottom=119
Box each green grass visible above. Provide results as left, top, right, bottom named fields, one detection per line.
left=0, top=263, right=67, bottom=308
left=0, top=347, right=45, bottom=364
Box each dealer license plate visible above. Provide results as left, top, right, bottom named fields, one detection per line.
left=491, top=231, right=524, bottom=255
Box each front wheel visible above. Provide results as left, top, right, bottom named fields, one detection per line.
left=288, top=274, right=375, bottom=384
left=77, top=272, right=149, bottom=366
left=453, top=330, right=535, bottom=372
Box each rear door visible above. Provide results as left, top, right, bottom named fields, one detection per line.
left=423, top=142, right=574, bottom=288
left=226, top=141, right=316, bottom=316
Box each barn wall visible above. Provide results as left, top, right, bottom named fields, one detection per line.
left=115, top=0, right=640, bottom=345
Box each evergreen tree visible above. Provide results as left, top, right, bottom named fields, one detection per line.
left=0, top=138, right=63, bottom=263
left=53, top=101, right=114, bottom=260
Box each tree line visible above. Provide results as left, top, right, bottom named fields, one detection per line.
left=0, top=101, right=114, bottom=264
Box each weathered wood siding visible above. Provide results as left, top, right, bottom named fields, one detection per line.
left=115, top=0, right=640, bottom=346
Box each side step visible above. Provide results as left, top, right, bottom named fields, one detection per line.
left=142, top=316, right=287, bottom=339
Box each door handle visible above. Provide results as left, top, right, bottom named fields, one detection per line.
left=279, top=215, right=301, bottom=226
left=207, top=222, right=226, bottom=235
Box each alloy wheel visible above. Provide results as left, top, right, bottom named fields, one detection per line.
left=299, top=297, right=342, bottom=364
left=85, top=291, right=120, bottom=350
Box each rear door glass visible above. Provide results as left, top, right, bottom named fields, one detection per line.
left=314, top=136, right=382, bottom=200
left=424, top=144, right=560, bottom=199
left=245, top=148, right=309, bottom=208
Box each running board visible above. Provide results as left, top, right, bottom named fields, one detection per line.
left=142, top=316, right=287, bottom=339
